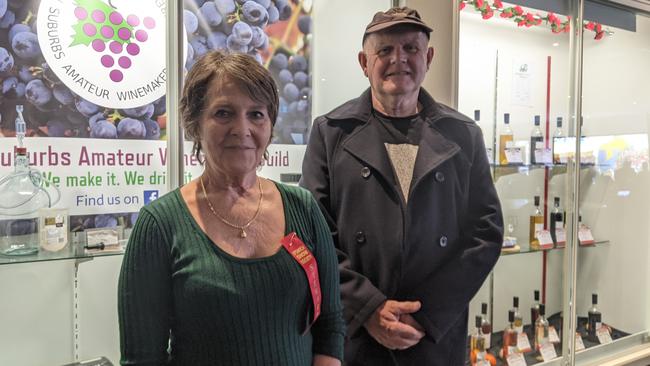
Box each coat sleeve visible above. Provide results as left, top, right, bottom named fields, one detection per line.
left=307, top=193, right=346, bottom=360
left=118, top=208, right=172, bottom=366
left=301, top=118, right=387, bottom=337
left=411, top=127, right=503, bottom=343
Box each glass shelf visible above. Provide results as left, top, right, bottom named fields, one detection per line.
left=491, top=162, right=600, bottom=169
left=465, top=312, right=631, bottom=366
left=0, top=243, right=124, bottom=266
left=492, top=163, right=604, bottom=179
left=501, top=240, right=609, bottom=256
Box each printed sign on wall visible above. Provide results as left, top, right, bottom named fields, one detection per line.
left=37, top=0, right=167, bottom=108
left=0, top=0, right=312, bottom=234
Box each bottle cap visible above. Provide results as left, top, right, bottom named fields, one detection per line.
left=504, top=113, right=510, bottom=124
left=534, top=115, right=541, bottom=126
left=474, top=110, right=480, bottom=121
left=554, top=197, right=560, bottom=205
left=513, top=296, right=519, bottom=307
left=534, top=290, right=540, bottom=301
left=476, top=315, right=483, bottom=328
left=557, top=117, right=563, bottom=127
left=534, top=196, right=540, bottom=206
left=592, top=293, right=598, bottom=304
left=481, top=302, right=488, bottom=314
left=508, top=310, right=515, bottom=322
left=539, top=303, right=546, bottom=316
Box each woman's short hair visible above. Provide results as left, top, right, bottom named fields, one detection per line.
left=180, top=51, right=279, bottom=162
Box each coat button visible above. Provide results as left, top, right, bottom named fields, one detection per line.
left=439, top=236, right=448, bottom=247
left=435, top=171, right=445, bottom=182
left=355, top=231, right=366, bottom=244
left=361, top=166, right=371, bottom=179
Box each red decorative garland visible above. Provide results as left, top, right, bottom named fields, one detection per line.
left=460, top=0, right=606, bottom=40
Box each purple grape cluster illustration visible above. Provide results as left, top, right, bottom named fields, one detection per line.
left=0, top=0, right=166, bottom=140
left=71, top=0, right=155, bottom=83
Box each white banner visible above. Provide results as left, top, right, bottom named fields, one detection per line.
left=0, top=138, right=305, bottom=216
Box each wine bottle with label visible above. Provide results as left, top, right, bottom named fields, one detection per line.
left=550, top=197, right=563, bottom=245
left=529, top=196, right=544, bottom=250
left=534, top=304, right=550, bottom=361
left=587, top=293, right=602, bottom=341
left=502, top=310, right=518, bottom=359
left=499, top=113, right=514, bottom=165
left=512, top=296, right=523, bottom=333
left=530, top=290, right=541, bottom=331
left=481, top=302, right=492, bottom=348
left=530, top=115, right=544, bottom=164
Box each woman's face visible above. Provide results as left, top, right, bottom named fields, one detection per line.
left=199, top=76, right=272, bottom=177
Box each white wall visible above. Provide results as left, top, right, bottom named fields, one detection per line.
left=459, top=5, right=650, bottom=341
left=312, top=0, right=391, bottom=117
left=408, top=0, right=456, bottom=106
left=0, top=261, right=75, bottom=366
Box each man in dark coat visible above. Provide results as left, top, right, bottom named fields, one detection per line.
left=300, top=6, right=504, bottom=366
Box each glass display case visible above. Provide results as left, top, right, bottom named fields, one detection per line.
left=459, top=0, right=650, bottom=365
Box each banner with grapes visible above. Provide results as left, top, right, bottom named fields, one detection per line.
left=0, top=0, right=312, bottom=233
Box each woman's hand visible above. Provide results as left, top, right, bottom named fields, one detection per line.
left=313, top=354, right=341, bottom=366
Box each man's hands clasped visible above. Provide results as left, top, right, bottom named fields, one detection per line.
left=363, top=300, right=426, bottom=351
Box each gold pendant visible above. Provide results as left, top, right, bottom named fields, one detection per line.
left=240, top=229, right=247, bottom=238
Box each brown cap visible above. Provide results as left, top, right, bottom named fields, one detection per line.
left=364, top=7, right=433, bottom=36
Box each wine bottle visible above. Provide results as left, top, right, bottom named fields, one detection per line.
left=499, top=113, right=514, bottom=165
left=530, top=115, right=543, bottom=164
left=529, top=196, right=544, bottom=250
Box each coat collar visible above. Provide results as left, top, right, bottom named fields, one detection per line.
left=325, top=87, right=442, bottom=123
left=332, top=88, right=466, bottom=202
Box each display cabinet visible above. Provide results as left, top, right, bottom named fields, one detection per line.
left=459, top=1, right=650, bottom=365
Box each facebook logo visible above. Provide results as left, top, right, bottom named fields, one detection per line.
left=144, top=190, right=159, bottom=205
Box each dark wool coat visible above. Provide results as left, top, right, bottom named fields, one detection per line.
left=300, top=88, right=503, bottom=365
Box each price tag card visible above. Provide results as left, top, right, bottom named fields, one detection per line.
left=555, top=228, right=566, bottom=247
left=542, top=147, right=553, bottom=164
left=537, top=230, right=554, bottom=249
left=503, top=236, right=518, bottom=248
left=578, top=226, right=595, bottom=245
left=549, top=326, right=561, bottom=343
left=506, top=352, right=527, bottom=366
left=540, top=342, right=558, bottom=361
left=486, top=147, right=494, bottom=165
left=575, top=333, right=586, bottom=351
left=533, top=143, right=552, bottom=164
left=597, top=326, right=613, bottom=344
left=506, top=147, right=523, bottom=164
left=517, top=332, right=532, bottom=353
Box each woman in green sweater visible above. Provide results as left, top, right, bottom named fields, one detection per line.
left=118, top=51, right=344, bottom=366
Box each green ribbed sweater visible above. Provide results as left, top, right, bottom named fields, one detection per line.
left=118, top=183, right=345, bottom=366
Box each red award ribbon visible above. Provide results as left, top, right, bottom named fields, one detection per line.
left=281, top=232, right=321, bottom=328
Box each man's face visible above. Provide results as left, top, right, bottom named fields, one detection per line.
left=359, top=29, right=433, bottom=100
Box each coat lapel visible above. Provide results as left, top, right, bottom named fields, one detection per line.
left=410, top=122, right=461, bottom=196
left=342, top=121, right=398, bottom=189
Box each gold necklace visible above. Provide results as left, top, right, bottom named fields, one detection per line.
left=199, top=175, right=263, bottom=238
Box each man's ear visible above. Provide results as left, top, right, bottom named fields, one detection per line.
left=426, top=47, right=434, bottom=69
left=358, top=51, right=369, bottom=77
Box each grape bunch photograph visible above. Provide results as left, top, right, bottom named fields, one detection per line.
left=0, top=0, right=312, bottom=144
left=185, top=0, right=312, bottom=144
